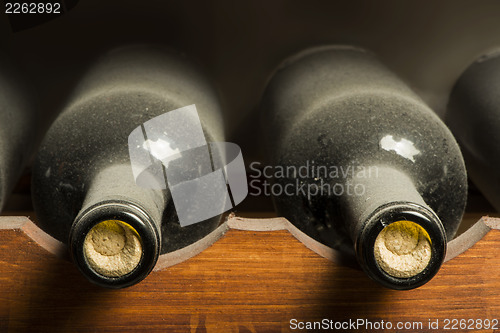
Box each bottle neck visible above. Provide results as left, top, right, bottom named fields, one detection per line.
left=341, top=165, right=447, bottom=290
left=69, top=164, right=163, bottom=288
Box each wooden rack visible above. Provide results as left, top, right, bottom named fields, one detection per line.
left=0, top=214, right=499, bottom=332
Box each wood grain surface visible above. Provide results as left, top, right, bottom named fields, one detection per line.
left=0, top=215, right=499, bottom=333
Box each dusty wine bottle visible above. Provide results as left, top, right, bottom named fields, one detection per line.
left=447, top=49, right=500, bottom=211
left=32, top=45, right=225, bottom=288
left=0, top=52, right=37, bottom=212
left=261, top=46, right=467, bottom=289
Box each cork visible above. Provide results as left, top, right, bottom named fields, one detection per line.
left=84, top=220, right=142, bottom=277
left=374, top=221, right=432, bottom=278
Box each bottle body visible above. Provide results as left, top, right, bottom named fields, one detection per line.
left=261, top=46, right=467, bottom=289
left=447, top=50, right=500, bottom=211
left=0, top=53, right=37, bottom=211
left=32, top=45, right=225, bottom=288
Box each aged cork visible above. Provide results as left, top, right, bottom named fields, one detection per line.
left=374, top=221, right=431, bottom=278
left=84, top=220, right=142, bottom=277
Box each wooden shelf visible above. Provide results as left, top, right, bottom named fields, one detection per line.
left=0, top=214, right=499, bottom=332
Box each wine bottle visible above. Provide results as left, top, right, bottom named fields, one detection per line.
left=260, top=46, right=467, bottom=289
left=32, top=45, right=225, bottom=288
left=447, top=49, right=500, bottom=211
left=0, top=53, right=37, bottom=212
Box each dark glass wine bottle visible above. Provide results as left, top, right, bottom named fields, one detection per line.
left=0, top=52, right=37, bottom=212
left=447, top=49, right=500, bottom=211
left=32, top=45, right=225, bottom=288
left=261, top=46, right=467, bottom=289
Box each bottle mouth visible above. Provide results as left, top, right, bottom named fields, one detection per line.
left=70, top=200, right=160, bottom=289
left=356, top=202, right=446, bottom=290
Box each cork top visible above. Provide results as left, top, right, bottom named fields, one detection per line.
left=83, top=220, right=142, bottom=277
left=374, top=220, right=432, bottom=278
